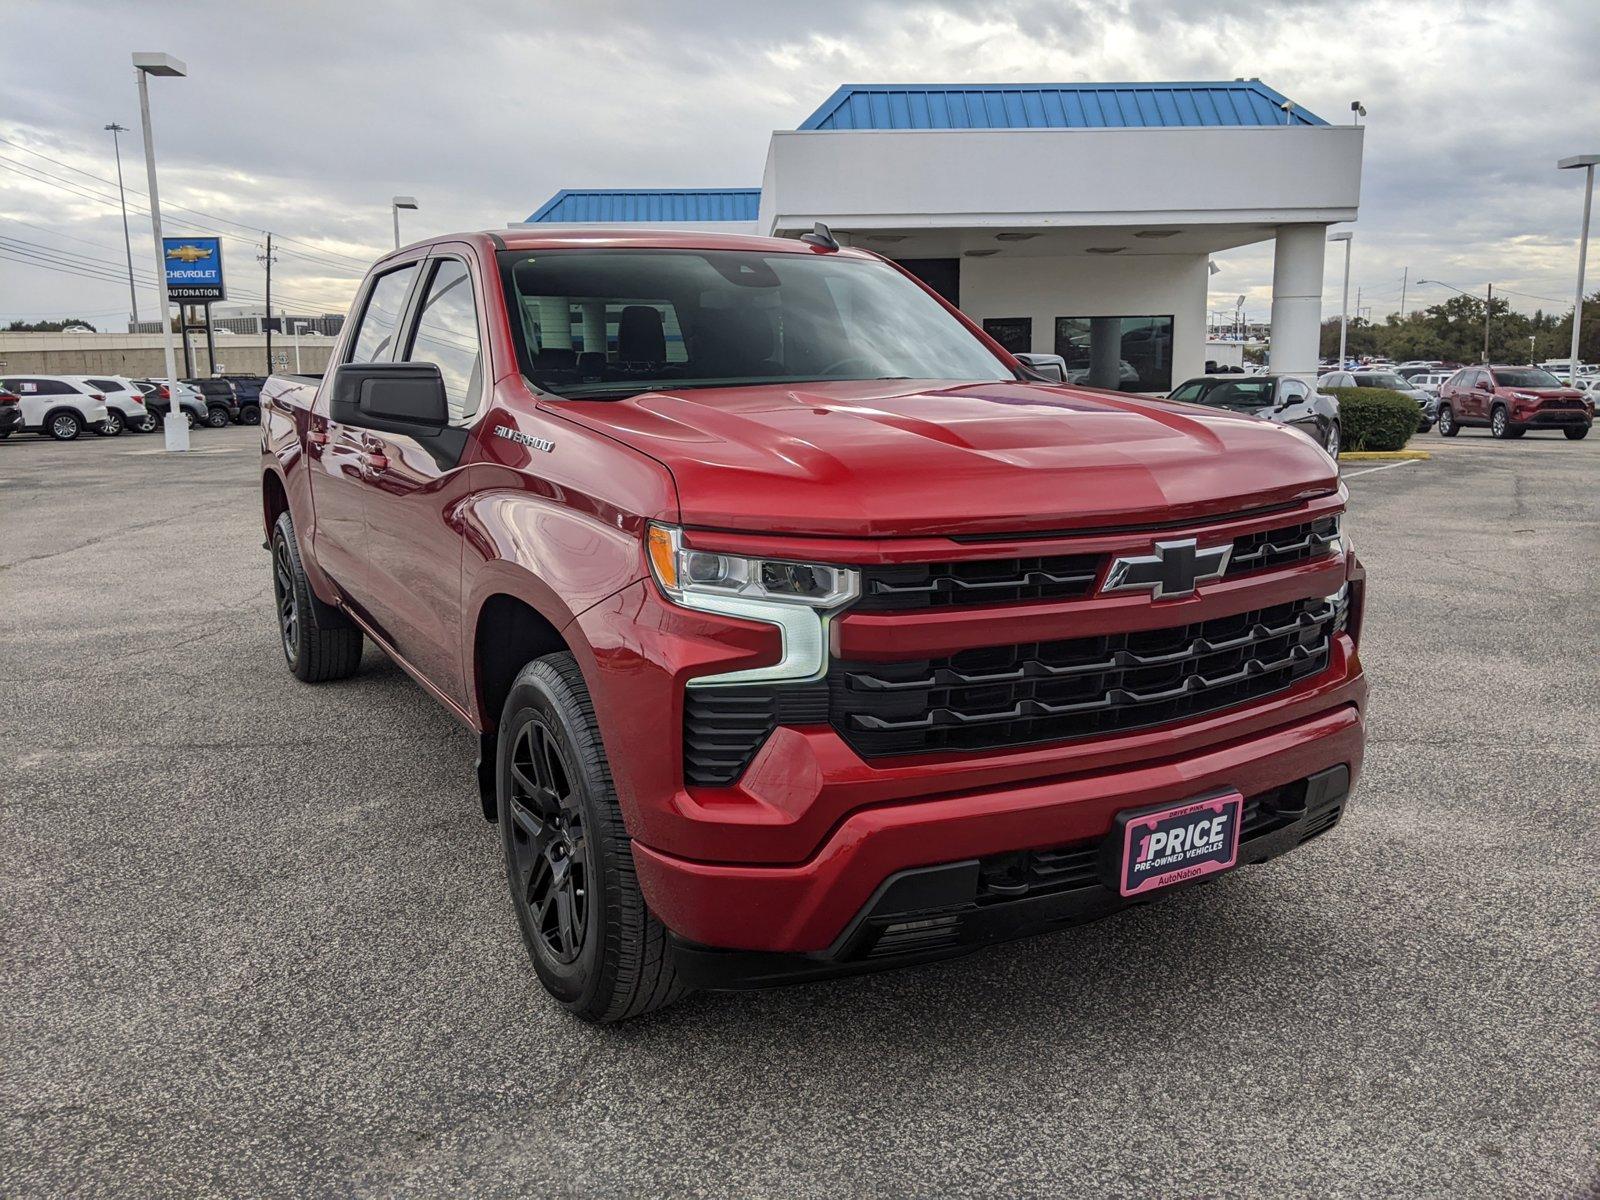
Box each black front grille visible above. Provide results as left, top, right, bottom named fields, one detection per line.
left=855, top=553, right=1102, bottom=611
left=1226, top=515, right=1339, bottom=577
left=830, top=596, right=1337, bottom=758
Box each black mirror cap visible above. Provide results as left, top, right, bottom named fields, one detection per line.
left=329, top=362, right=449, bottom=435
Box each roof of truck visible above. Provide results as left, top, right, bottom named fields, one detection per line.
left=479, top=228, right=875, bottom=257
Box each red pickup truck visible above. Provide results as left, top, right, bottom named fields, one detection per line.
left=261, top=227, right=1366, bottom=1022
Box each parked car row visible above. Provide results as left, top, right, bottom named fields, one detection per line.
left=0, top=373, right=266, bottom=441
left=1317, top=369, right=1437, bottom=432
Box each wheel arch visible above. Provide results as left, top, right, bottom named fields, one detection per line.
left=41, top=406, right=84, bottom=435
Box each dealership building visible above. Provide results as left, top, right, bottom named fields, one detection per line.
left=516, top=80, right=1363, bottom=393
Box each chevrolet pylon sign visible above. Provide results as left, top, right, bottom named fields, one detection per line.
left=162, top=236, right=225, bottom=301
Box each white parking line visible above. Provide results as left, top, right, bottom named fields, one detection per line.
left=1341, top=459, right=1420, bottom=479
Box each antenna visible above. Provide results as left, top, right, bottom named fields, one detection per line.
left=800, top=221, right=840, bottom=252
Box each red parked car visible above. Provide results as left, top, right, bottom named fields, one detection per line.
left=261, top=228, right=1367, bottom=1022
left=1436, top=365, right=1593, bottom=439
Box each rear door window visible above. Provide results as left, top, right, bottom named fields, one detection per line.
left=348, top=265, right=419, bottom=364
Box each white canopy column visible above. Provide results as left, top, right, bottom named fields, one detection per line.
left=1267, top=225, right=1328, bottom=381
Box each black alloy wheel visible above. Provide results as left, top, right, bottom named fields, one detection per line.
left=506, top=718, right=591, bottom=966
left=272, top=534, right=300, bottom=663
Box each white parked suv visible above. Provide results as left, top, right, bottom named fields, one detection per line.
left=0, top=375, right=112, bottom=441
left=69, top=376, right=150, bottom=435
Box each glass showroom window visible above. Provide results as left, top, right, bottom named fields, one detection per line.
left=1054, top=315, right=1174, bottom=393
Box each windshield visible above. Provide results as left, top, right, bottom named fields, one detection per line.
left=497, top=248, right=1012, bottom=399
left=1174, top=378, right=1276, bottom=410
left=1354, top=372, right=1408, bottom=389
left=1493, top=368, right=1563, bottom=389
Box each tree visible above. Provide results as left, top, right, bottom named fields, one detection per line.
left=5, top=318, right=100, bottom=333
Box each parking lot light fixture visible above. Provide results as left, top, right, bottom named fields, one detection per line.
left=392, top=196, right=418, bottom=249
left=132, top=51, right=188, bottom=452
left=1329, top=232, right=1352, bottom=367
left=1558, top=155, right=1599, bottom=387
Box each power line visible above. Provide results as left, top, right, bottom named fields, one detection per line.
left=0, top=134, right=374, bottom=270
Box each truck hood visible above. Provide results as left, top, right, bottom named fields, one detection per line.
left=551, top=379, right=1339, bottom=537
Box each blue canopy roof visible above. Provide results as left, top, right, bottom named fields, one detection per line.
left=798, top=81, right=1326, bottom=130
left=526, top=188, right=761, bottom=224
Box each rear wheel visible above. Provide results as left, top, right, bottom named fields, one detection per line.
left=240, top=404, right=261, bottom=425
left=205, top=406, right=230, bottom=428
left=1324, top=422, right=1341, bottom=458
left=46, top=410, right=83, bottom=441
left=96, top=410, right=124, bottom=437
left=1438, top=405, right=1458, bottom=437
left=499, top=653, right=688, bottom=1023
left=132, top=410, right=159, bottom=433
left=271, top=511, right=363, bottom=683
left=1566, top=425, right=1590, bottom=440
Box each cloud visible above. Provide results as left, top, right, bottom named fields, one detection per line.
left=2, top=0, right=1596, bottom=327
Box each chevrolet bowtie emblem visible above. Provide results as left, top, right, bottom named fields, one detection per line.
left=1102, top=538, right=1232, bottom=599
left=165, top=244, right=214, bottom=263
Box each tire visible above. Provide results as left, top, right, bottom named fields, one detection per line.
left=132, top=411, right=159, bottom=434
left=271, top=511, right=363, bottom=683
left=46, top=410, right=83, bottom=441
left=205, top=406, right=230, bottom=429
left=499, top=653, right=688, bottom=1024
left=96, top=410, right=125, bottom=437
left=1437, top=405, right=1458, bottom=437
left=241, top=404, right=261, bottom=425
left=1324, top=422, right=1341, bottom=458
left=1566, top=425, right=1590, bottom=440
left=1490, top=404, right=1511, bottom=439
left=0, top=430, right=11, bottom=440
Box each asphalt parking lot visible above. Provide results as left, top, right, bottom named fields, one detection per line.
left=3, top=423, right=1597, bottom=1198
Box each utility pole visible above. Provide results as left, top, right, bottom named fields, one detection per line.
left=1484, top=283, right=1493, bottom=363
left=1399, top=267, right=1408, bottom=320
left=258, top=233, right=275, bottom=374
left=104, top=123, right=140, bottom=330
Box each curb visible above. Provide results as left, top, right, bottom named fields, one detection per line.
left=1337, top=450, right=1431, bottom=462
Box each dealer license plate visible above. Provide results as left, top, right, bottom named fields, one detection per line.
left=1112, top=791, right=1244, bottom=897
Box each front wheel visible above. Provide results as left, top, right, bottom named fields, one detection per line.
left=499, top=653, right=688, bottom=1024
left=96, top=410, right=124, bottom=437
left=1490, top=405, right=1511, bottom=439
left=1566, top=425, right=1591, bottom=440
left=1437, top=405, right=1458, bottom=437
left=270, top=511, right=363, bottom=682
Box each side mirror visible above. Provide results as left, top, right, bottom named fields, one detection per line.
left=329, top=362, right=448, bottom=435
left=1015, top=352, right=1067, bottom=383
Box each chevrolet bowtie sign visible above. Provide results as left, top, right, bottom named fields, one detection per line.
left=162, top=236, right=226, bottom=301
left=1101, top=538, right=1232, bottom=600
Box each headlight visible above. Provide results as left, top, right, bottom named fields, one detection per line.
left=646, top=523, right=859, bottom=686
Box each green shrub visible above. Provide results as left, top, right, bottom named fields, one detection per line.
left=1320, top=387, right=1418, bottom=452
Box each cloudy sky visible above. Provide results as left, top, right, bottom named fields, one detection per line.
left=4, top=0, right=1596, bottom=330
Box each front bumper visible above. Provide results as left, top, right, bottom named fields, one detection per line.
left=632, top=698, right=1362, bottom=957
left=1516, top=408, right=1591, bottom=428
left=670, top=764, right=1352, bottom=989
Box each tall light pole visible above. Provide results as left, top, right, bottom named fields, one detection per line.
left=392, top=195, right=417, bottom=249
left=133, top=52, right=188, bottom=452
left=104, top=123, right=140, bottom=330
left=1329, top=231, right=1353, bottom=367
left=1557, top=154, right=1598, bottom=386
